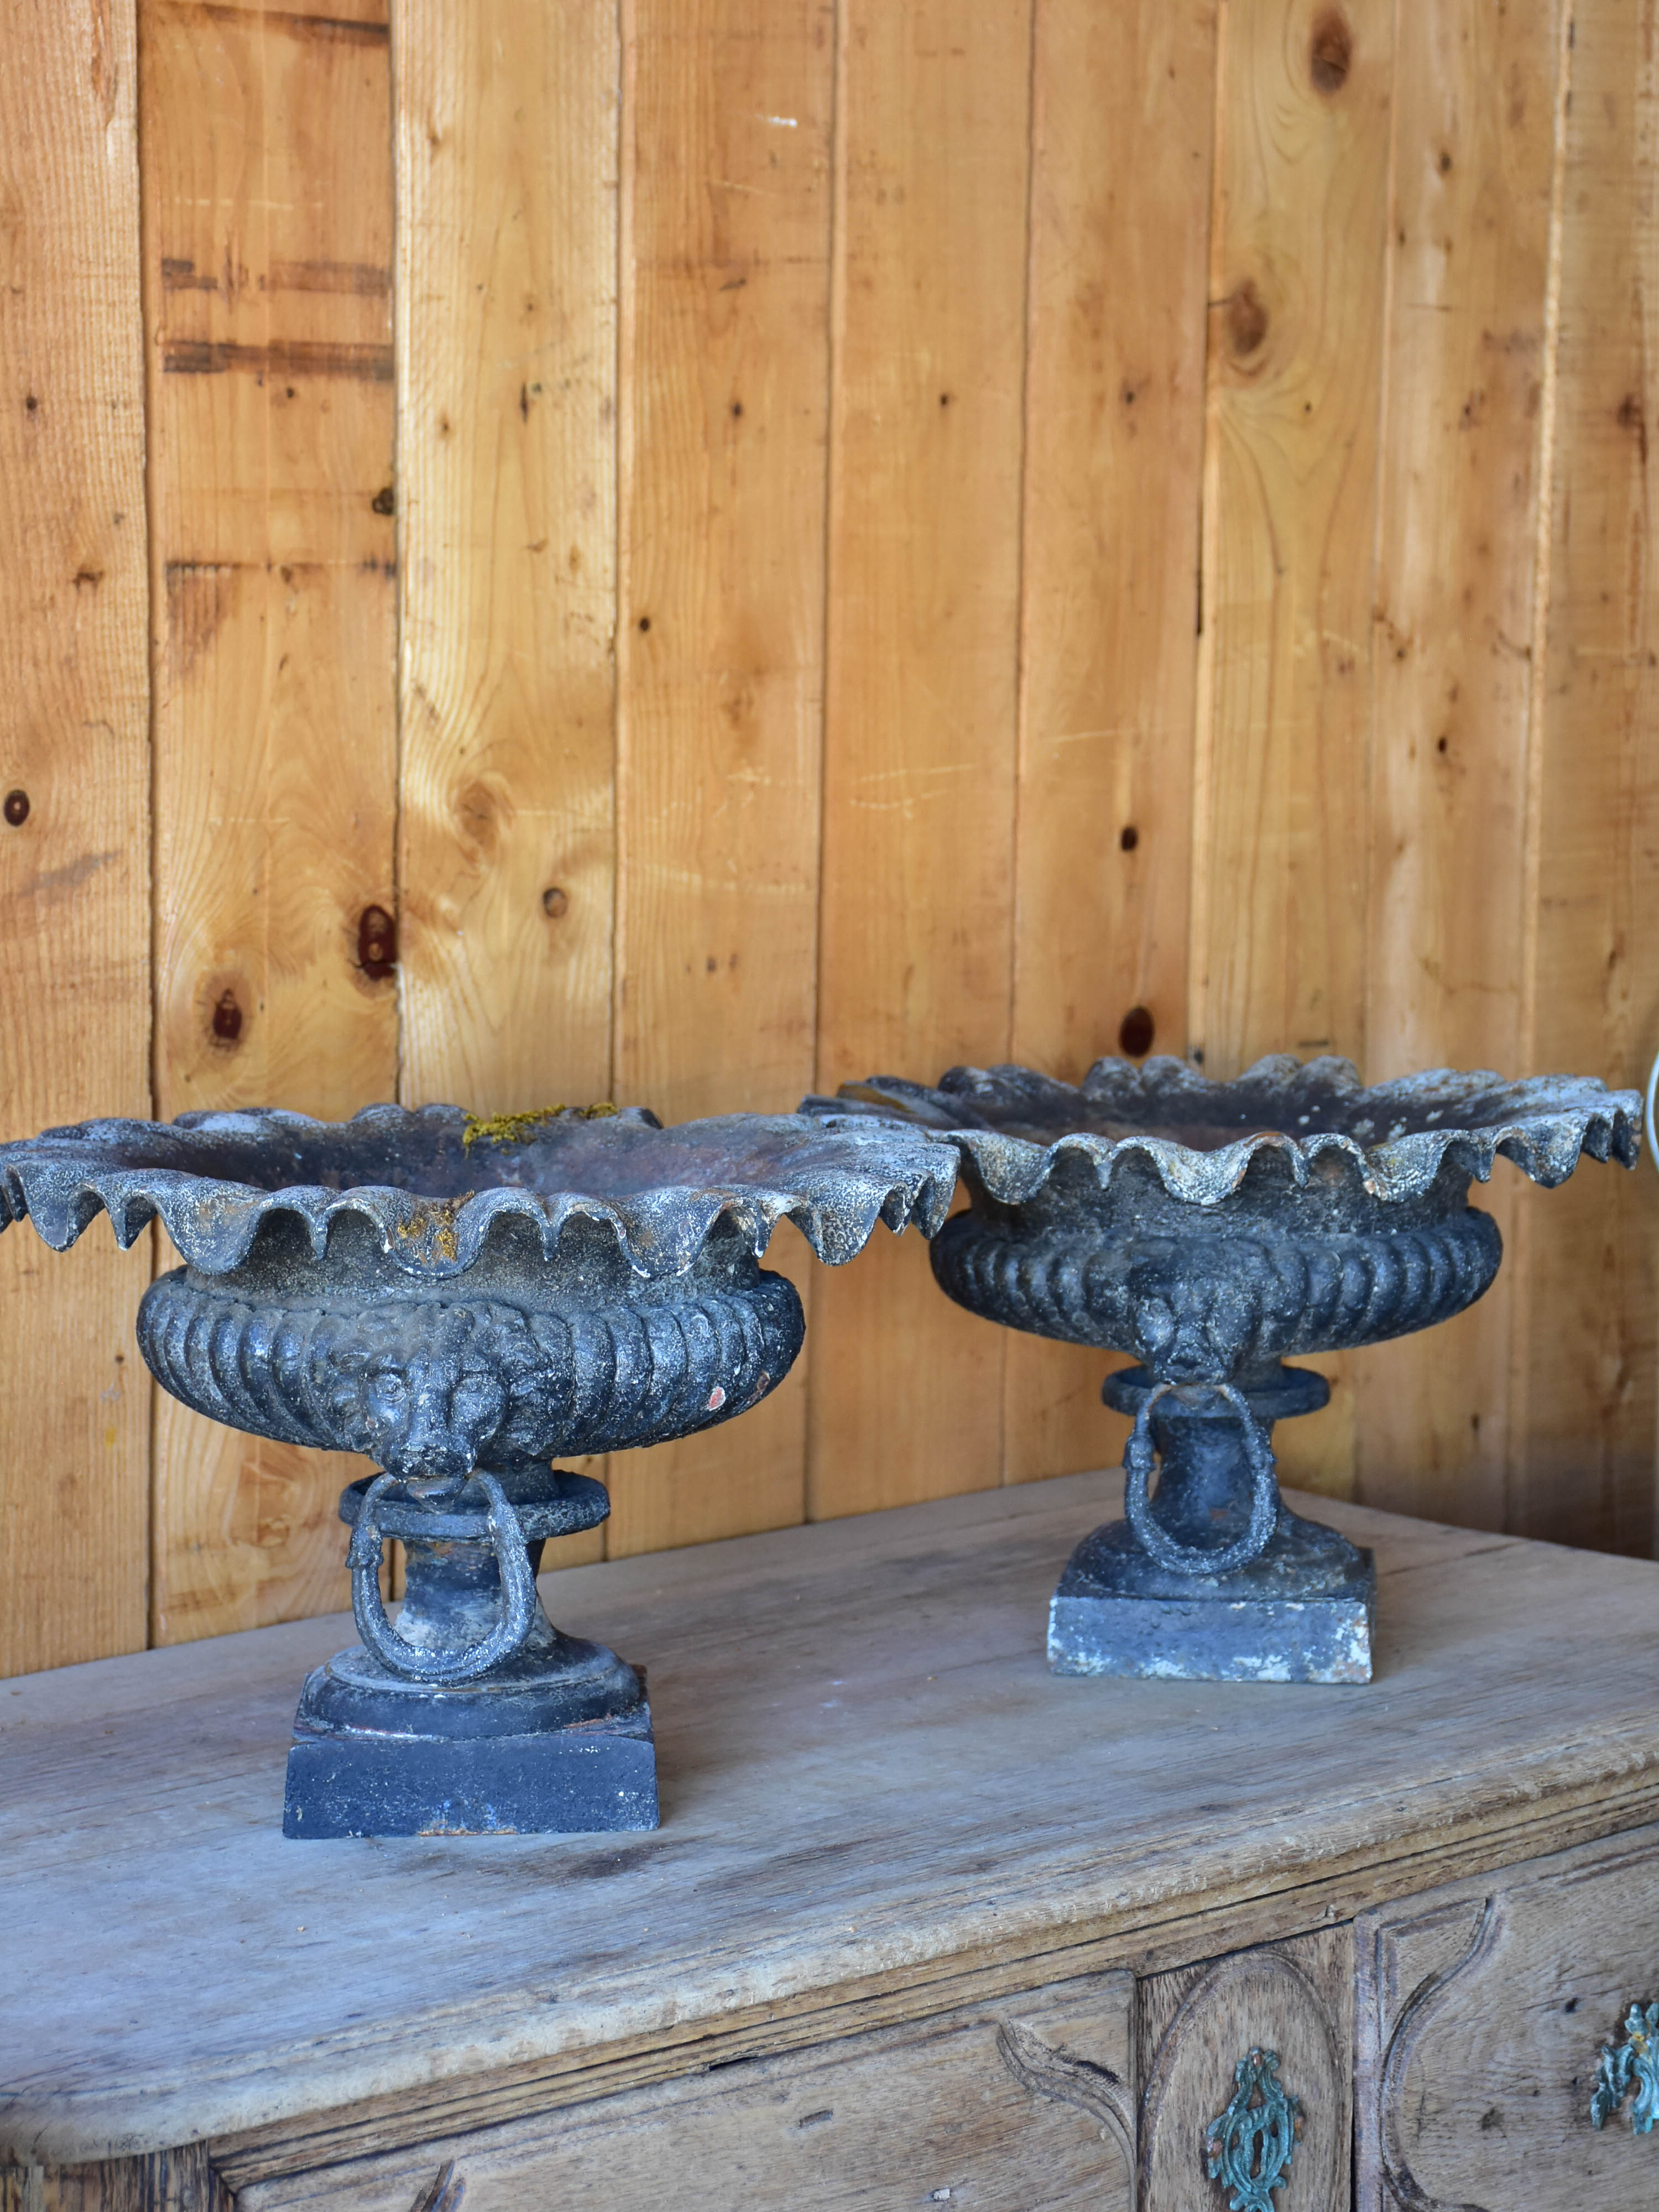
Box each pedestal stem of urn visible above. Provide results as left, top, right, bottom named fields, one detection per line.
left=348, top=1469, right=544, bottom=1684
left=284, top=1464, right=658, bottom=1835
left=1105, top=1364, right=1329, bottom=1572
left=1048, top=1361, right=1375, bottom=1683
left=1120, top=1381, right=1281, bottom=1576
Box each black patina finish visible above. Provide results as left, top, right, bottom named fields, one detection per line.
left=809, top=1056, right=1641, bottom=1683
left=0, top=1102, right=953, bottom=1833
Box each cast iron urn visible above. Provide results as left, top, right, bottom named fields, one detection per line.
left=0, top=1102, right=952, bottom=1835
left=811, top=1056, right=1641, bottom=1684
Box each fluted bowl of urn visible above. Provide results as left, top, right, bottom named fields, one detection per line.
left=0, top=1102, right=953, bottom=1834
left=809, top=1056, right=1641, bottom=1684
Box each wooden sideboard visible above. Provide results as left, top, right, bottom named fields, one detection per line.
left=6, top=1470, right=1659, bottom=2210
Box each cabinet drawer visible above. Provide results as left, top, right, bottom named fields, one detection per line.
left=237, top=1971, right=1135, bottom=2212
left=1358, top=1823, right=1659, bottom=2210
left=1139, top=1926, right=1354, bottom=2212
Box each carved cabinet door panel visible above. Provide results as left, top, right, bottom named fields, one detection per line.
left=1356, top=1823, right=1659, bottom=2211
left=1138, top=1927, right=1354, bottom=2212
left=234, top=1970, right=1136, bottom=2212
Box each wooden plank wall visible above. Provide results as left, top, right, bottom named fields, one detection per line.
left=1, top=0, right=1655, bottom=1673
left=0, top=0, right=150, bottom=1676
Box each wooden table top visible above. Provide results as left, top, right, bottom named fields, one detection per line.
left=6, top=1472, right=1659, bottom=2168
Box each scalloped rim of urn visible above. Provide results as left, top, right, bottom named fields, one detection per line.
left=805, top=1053, right=1642, bottom=1208
left=0, top=1103, right=958, bottom=1281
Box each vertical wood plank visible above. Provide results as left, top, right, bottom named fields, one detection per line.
left=1003, top=0, right=1218, bottom=1486
left=393, top=0, right=619, bottom=1568
left=1193, top=0, right=1395, bottom=1496
left=1509, top=0, right=1659, bottom=1555
left=143, top=0, right=400, bottom=1642
left=605, top=0, right=833, bottom=1556
left=395, top=0, right=618, bottom=1119
left=808, top=0, right=1033, bottom=1520
left=0, top=0, right=151, bottom=1676
left=1353, top=0, right=1563, bottom=1528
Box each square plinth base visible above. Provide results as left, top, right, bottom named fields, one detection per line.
left=1047, top=1590, right=1373, bottom=1684
left=283, top=1711, right=659, bottom=1839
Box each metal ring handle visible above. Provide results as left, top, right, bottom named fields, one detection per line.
left=1123, top=1381, right=1279, bottom=1576
left=348, top=1468, right=539, bottom=1684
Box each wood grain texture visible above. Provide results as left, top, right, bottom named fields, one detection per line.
left=0, top=2145, right=227, bottom=2212
left=1355, top=1828, right=1659, bottom=2210
left=605, top=0, right=833, bottom=1555
left=142, top=0, right=400, bottom=1642
left=1194, top=0, right=1395, bottom=1074
left=394, top=0, right=617, bottom=1118
left=8, top=1475, right=1659, bottom=2166
left=1353, top=0, right=1564, bottom=1531
left=1353, top=1887, right=1491, bottom=2212
left=0, top=0, right=152, bottom=1675
left=1508, top=0, right=1659, bottom=1557
left=1193, top=0, right=1395, bottom=1500
left=1138, top=1929, right=1352, bottom=2212
left=1003, top=0, right=1218, bottom=1486
left=234, top=1975, right=1136, bottom=2212
left=808, top=0, right=1034, bottom=1521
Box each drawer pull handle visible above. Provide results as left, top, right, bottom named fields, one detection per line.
left=1592, top=2002, right=1659, bottom=2133
left=1204, top=2046, right=1303, bottom=2211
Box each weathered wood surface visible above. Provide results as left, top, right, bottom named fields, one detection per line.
left=0, top=0, right=152, bottom=1673
left=1139, top=1929, right=1352, bottom=2212
left=238, top=1972, right=1136, bottom=2212
left=1355, top=1825, right=1659, bottom=2210
left=4, top=1473, right=1659, bottom=2168
left=1, top=2143, right=226, bottom=2212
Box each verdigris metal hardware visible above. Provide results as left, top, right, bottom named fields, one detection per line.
left=808, top=1056, right=1641, bottom=1684
left=1592, top=2001, right=1659, bottom=2132
left=0, top=1102, right=954, bottom=1839
left=1204, top=2047, right=1301, bottom=2212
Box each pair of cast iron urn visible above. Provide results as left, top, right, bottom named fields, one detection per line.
left=0, top=1056, right=1639, bottom=1837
